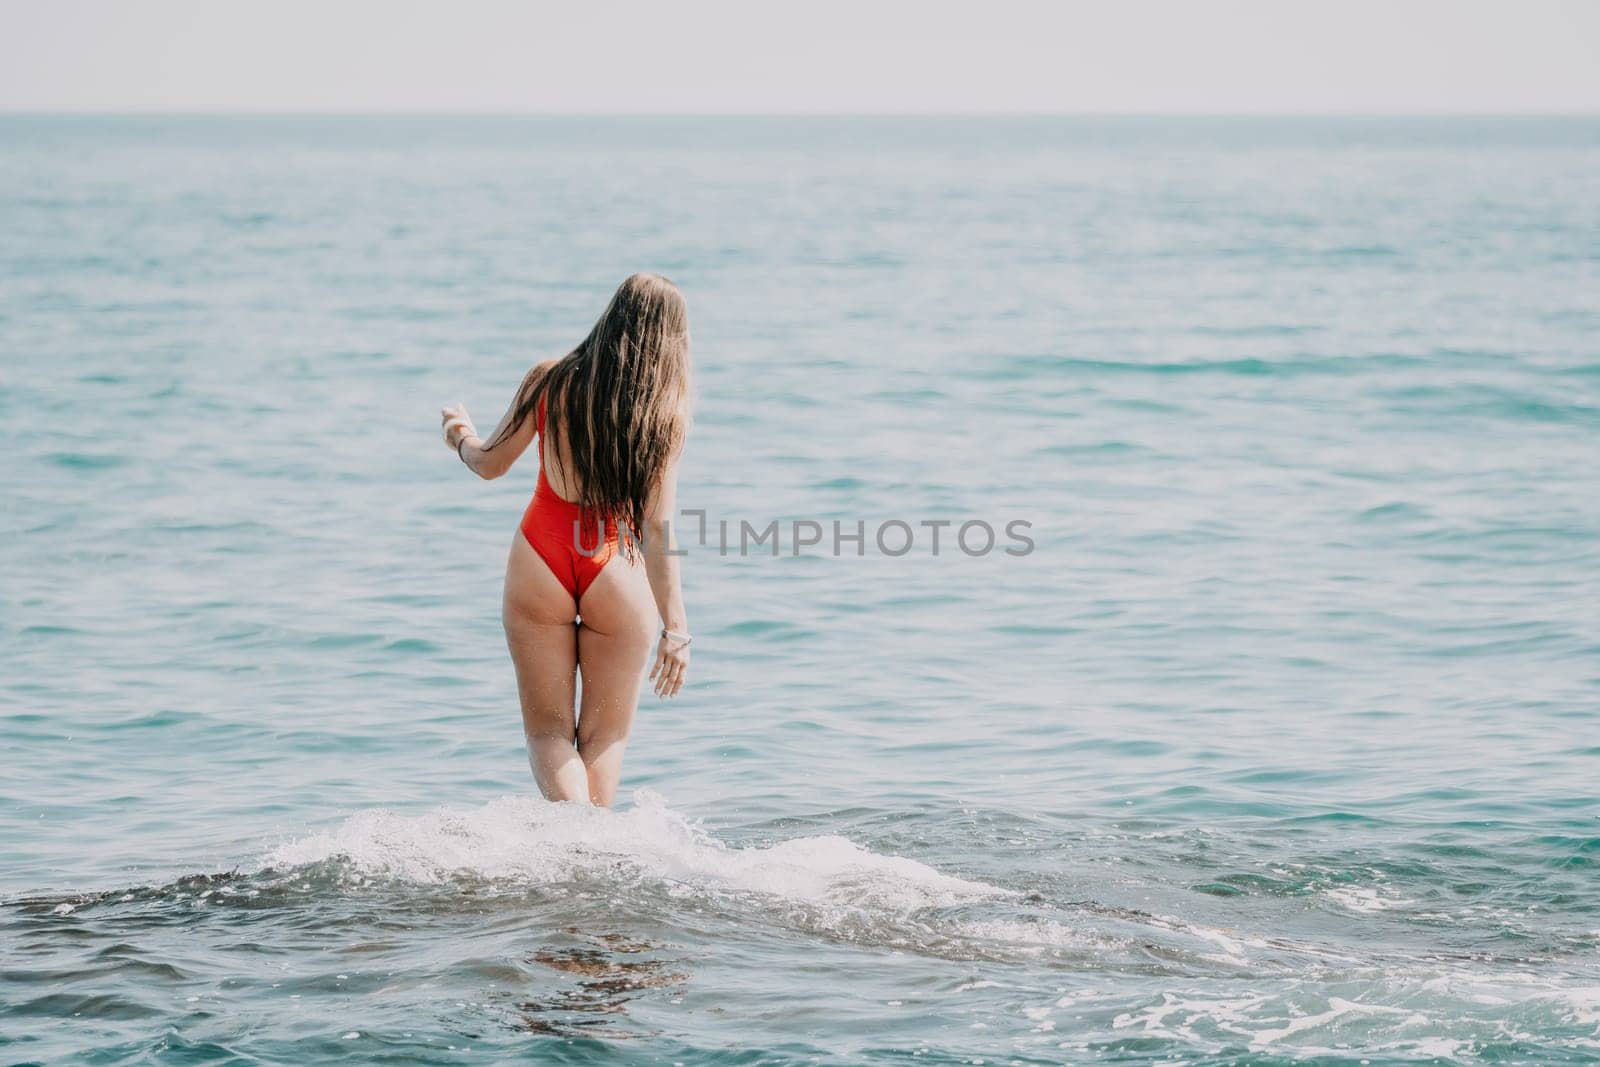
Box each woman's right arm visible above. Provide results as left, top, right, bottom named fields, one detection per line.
left=441, top=360, right=554, bottom=480
left=643, top=454, right=690, bottom=698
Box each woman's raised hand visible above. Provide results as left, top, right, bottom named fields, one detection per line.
left=440, top=402, right=478, bottom=449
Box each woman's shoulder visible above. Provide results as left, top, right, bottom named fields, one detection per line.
left=527, top=359, right=561, bottom=435
left=528, top=358, right=562, bottom=402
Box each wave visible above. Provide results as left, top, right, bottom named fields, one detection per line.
left=12, top=792, right=1312, bottom=973
left=252, top=793, right=1382, bottom=972
left=24, top=793, right=1586, bottom=984
left=11, top=794, right=1600, bottom=1061
left=263, top=789, right=1005, bottom=914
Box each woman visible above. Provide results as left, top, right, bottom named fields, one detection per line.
left=439, top=273, right=692, bottom=806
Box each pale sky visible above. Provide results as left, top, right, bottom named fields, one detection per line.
left=2, top=0, right=1598, bottom=114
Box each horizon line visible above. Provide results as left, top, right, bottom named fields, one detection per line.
left=3, top=108, right=1599, bottom=120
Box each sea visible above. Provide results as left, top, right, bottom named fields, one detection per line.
left=2, top=116, right=1598, bottom=1065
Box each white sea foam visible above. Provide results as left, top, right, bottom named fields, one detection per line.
left=1248, top=996, right=1413, bottom=1048
left=1557, top=986, right=1600, bottom=1029
left=262, top=789, right=1004, bottom=914
left=1322, top=884, right=1413, bottom=914
left=1100, top=970, right=1600, bottom=1059
left=952, top=918, right=1096, bottom=953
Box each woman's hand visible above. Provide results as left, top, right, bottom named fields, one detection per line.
left=649, top=632, right=690, bottom=699
left=441, top=403, right=478, bottom=450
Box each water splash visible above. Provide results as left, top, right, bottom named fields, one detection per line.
left=263, top=789, right=1006, bottom=914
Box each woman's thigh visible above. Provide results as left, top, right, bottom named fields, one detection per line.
left=502, top=532, right=580, bottom=739
left=574, top=554, right=656, bottom=745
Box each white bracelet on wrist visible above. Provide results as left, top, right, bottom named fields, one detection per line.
left=662, top=627, right=692, bottom=647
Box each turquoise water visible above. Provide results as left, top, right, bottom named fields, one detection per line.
left=2, top=116, right=1599, bottom=1064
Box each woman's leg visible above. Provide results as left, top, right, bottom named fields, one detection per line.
left=573, top=555, right=657, bottom=806
left=503, top=532, right=588, bottom=802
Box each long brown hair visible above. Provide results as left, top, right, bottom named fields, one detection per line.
left=483, top=273, right=691, bottom=545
